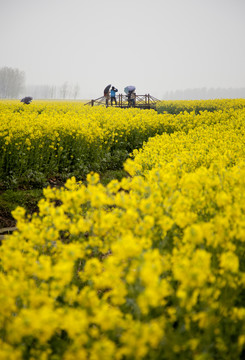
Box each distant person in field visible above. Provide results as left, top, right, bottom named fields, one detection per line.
left=110, top=86, right=118, bottom=106
left=20, top=96, right=33, bottom=104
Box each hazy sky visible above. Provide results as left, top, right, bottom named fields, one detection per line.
left=0, top=0, right=245, bottom=98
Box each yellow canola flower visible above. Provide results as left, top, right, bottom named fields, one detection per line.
left=220, top=251, right=239, bottom=273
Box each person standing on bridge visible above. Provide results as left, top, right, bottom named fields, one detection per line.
left=127, top=90, right=136, bottom=107
left=110, top=86, right=118, bottom=106
left=105, top=92, right=110, bottom=107
left=130, top=91, right=136, bottom=107
left=104, top=85, right=111, bottom=107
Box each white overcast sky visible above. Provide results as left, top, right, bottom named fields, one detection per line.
left=0, top=0, right=245, bottom=98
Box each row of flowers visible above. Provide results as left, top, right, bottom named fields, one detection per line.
left=1, top=100, right=244, bottom=186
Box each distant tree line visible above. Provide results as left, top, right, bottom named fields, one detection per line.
left=0, top=66, right=80, bottom=100
left=163, top=87, right=245, bottom=100
left=1, top=66, right=244, bottom=101
left=0, top=67, right=25, bottom=98
left=25, top=82, right=80, bottom=100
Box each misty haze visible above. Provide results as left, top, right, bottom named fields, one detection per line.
left=0, top=0, right=244, bottom=100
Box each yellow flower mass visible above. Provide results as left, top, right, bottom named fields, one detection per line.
left=1, top=99, right=245, bottom=359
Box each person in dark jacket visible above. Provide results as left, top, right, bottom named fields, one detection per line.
left=105, top=91, right=110, bottom=107
left=110, top=86, right=118, bottom=106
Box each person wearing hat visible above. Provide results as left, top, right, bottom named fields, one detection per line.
left=110, top=86, right=118, bottom=106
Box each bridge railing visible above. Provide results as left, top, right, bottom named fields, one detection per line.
left=85, top=94, right=159, bottom=107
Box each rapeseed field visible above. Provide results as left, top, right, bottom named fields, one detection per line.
left=0, top=101, right=174, bottom=184
left=1, top=99, right=245, bottom=359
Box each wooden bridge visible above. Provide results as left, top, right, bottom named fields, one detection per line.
left=85, top=94, right=160, bottom=110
